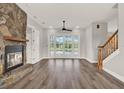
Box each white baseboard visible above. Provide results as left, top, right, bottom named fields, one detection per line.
left=103, top=67, right=124, bottom=83
left=27, top=57, right=45, bottom=64
left=28, top=57, right=97, bottom=64
left=84, top=58, right=97, bottom=63
left=41, top=57, right=97, bottom=63
left=40, top=57, right=84, bottom=59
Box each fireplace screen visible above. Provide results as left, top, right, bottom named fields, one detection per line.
left=7, top=52, right=22, bottom=69
left=5, top=45, right=24, bottom=72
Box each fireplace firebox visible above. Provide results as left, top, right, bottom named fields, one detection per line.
left=5, top=45, right=24, bottom=72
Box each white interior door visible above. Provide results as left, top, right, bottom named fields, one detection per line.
left=26, top=25, right=37, bottom=64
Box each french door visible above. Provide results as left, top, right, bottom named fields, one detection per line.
left=49, top=35, right=80, bottom=58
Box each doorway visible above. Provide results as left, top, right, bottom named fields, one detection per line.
left=26, top=25, right=40, bottom=64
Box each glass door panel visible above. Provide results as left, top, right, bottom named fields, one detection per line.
left=55, top=36, right=64, bottom=57
left=64, top=36, right=73, bottom=57
left=49, top=35, right=54, bottom=56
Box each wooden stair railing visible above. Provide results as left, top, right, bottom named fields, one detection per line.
left=97, top=30, right=118, bottom=70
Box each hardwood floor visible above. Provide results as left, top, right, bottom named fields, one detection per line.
left=6, top=59, right=124, bottom=89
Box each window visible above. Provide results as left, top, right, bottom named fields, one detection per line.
left=49, top=35, right=80, bottom=57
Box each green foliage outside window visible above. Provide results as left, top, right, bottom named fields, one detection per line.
left=49, top=35, right=79, bottom=52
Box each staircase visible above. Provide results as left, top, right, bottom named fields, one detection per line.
left=97, top=30, right=118, bottom=70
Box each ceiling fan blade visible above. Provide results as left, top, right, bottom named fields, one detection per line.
left=61, top=20, right=72, bottom=31
left=66, top=29, right=72, bottom=31
left=62, top=28, right=66, bottom=30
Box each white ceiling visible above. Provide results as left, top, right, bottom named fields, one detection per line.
left=17, top=3, right=117, bottom=29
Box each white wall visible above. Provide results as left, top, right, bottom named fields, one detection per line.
left=107, top=14, right=118, bottom=37
left=85, top=25, right=94, bottom=62
left=85, top=22, right=107, bottom=63
left=103, top=4, right=124, bottom=82
left=80, top=29, right=86, bottom=58
left=42, top=28, right=48, bottom=58
left=108, top=17, right=118, bottom=33
left=92, top=22, right=108, bottom=61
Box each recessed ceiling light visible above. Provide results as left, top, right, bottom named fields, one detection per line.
left=48, top=26, right=53, bottom=28
left=75, top=26, right=80, bottom=28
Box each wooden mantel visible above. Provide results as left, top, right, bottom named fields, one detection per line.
left=3, top=36, right=29, bottom=42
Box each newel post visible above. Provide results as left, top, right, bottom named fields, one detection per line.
left=97, top=47, right=103, bottom=70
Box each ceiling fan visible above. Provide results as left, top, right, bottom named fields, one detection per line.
left=62, top=20, right=72, bottom=31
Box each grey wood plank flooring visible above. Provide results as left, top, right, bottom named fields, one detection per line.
left=6, top=59, right=124, bottom=89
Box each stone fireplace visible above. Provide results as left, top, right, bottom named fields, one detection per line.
left=0, top=3, right=27, bottom=75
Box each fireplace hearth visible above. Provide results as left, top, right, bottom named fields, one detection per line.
left=4, top=45, right=24, bottom=73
